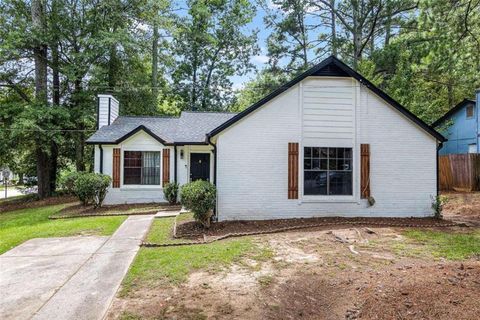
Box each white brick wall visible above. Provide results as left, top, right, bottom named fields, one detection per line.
left=215, top=76, right=437, bottom=220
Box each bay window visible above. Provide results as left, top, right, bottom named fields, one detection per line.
left=304, top=147, right=352, bottom=196
left=124, top=151, right=161, bottom=185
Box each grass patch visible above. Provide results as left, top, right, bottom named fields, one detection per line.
left=0, top=203, right=126, bottom=254
left=121, top=215, right=272, bottom=295
left=402, top=229, right=480, bottom=260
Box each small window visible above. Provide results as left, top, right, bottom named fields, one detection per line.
left=466, top=105, right=474, bottom=118
left=124, top=151, right=160, bottom=185
left=304, top=147, right=352, bottom=196
left=468, top=144, right=477, bottom=154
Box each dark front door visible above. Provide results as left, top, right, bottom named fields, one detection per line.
left=190, top=153, right=210, bottom=181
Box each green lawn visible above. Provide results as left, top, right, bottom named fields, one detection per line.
left=403, top=229, right=480, bottom=260
left=0, top=203, right=126, bottom=254
left=121, top=215, right=272, bottom=295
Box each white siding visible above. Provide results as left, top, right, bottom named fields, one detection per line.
left=216, top=76, right=437, bottom=220
left=302, top=78, right=355, bottom=147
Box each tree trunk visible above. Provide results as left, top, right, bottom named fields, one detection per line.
left=330, top=0, right=337, bottom=57
left=352, top=2, right=362, bottom=70
left=36, top=148, right=51, bottom=198
left=108, top=45, right=118, bottom=90
left=384, top=8, right=391, bottom=46
left=152, top=20, right=159, bottom=100
left=18, top=173, right=24, bottom=185
left=32, top=0, right=52, bottom=198
left=75, top=131, right=85, bottom=171
left=50, top=142, right=58, bottom=191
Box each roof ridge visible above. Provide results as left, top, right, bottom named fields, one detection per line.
left=181, top=111, right=238, bottom=114
left=118, top=115, right=179, bottom=119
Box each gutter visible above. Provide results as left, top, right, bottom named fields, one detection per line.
left=207, top=135, right=218, bottom=221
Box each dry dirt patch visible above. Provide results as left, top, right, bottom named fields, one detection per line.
left=443, top=192, right=480, bottom=225
left=108, top=226, right=480, bottom=320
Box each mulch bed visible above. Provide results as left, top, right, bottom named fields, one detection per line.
left=51, top=203, right=181, bottom=219
left=0, top=194, right=76, bottom=214
left=175, top=216, right=460, bottom=240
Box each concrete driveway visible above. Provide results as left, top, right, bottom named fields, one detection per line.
left=0, top=215, right=154, bottom=320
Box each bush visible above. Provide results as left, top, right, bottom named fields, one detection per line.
left=74, top=172, right=111, bottom=208
left=431, top=195, right=448, bottom=219
left=180, top=180, right=216, bottom=228
left=58, top=171, right=81, bottom=195
left=163, top=182, right=179, bottom=205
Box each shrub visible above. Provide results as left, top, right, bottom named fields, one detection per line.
left=74, top=172, right=111, bottom=208
left=58, top=171, right=80, bottom=195
left=431, top=195, right=448, bottom=219
left=163, top=182, right=179, bottom=205
left=180, top=180, right=216, bottom=228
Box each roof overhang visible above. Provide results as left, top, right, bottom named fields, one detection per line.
left=86, top=125, right=173, bottom=146
left=207, top=55, right=446, bottom=142
left=432, top=99, right=476, bottom=128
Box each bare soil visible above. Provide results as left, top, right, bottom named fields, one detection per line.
left=107, top=226, right=480, bottom=320
left=442, top=192, right=480, bottom=225
left=107, top=192, right=480, bottom=320
left=176, top=216, right=456, bottom=239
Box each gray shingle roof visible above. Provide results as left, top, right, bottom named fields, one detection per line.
left=86, top=111, right=237, bottom=145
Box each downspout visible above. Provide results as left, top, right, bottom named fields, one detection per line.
left=207, top=135, right=217, bottom=221
left=436, top=142, right=443, bottom=196
left=99, top=144, right=104, bottom=174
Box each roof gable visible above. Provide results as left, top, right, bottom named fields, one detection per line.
left=432, top=99, right=476, bottom=128
left=208, top=56, right=445, bottom=142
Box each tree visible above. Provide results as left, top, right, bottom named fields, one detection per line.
left=172, top=0, right=258, bottom=111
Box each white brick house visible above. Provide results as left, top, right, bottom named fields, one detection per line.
left=87, top=56, right=445, bottom=220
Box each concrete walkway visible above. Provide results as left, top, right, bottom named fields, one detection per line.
left=0, top=215, right=154, bottom=320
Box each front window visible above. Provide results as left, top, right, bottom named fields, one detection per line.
left=124, top=151, right=161, bottom=185
left=304, top=147, right=352, bottom=195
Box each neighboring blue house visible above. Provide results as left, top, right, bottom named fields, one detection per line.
left=433, top=90, right=479, bottom=155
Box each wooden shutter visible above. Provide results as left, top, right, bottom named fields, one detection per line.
left=360, top=144, right=370, bottom=198
left=288, top=143, right=299, bottom=199
left=112, top=148, right=121, bottom=188
left=162, top=148, right=170, bottom=186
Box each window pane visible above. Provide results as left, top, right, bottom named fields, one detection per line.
left=312, top=159, right=320, bottom=170
left=304, top=158, right=312, bottom=170
left=341, top=159, right=352, bottom=171
left=320, top=148, right=328, bottom=158
left=313, top=147, right=320, bottom=158
left=328, top=148, right=336, bottom=158
left=344, top=148, right=352, bottom=159
left=124, top=168, right=141, bottom=184
left=337, top=148, right=345, bottom=159
left=142, top=151, right=160, bottom=185
left=329, top=159, right=338, bottom=170
left=124, top=151, right=142, bottom=185
left=304, top=171, right=327, bottom=195
left=320, top=159, right=328, bottom=170
left=329, top=171, right=352, bottom=195
left=304, top=147, right=312, bottom=158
